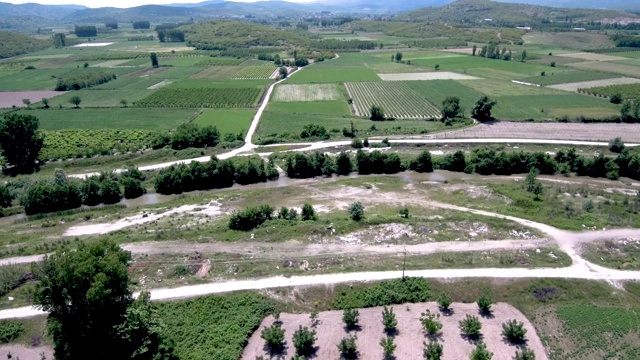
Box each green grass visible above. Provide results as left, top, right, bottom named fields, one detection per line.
left=169, top=79, right=271, bottom=88
left=16, top=108, right=197, bottom=130
left=407, top=80, right=484, bottom=116
left=43, top=89, right=152, bottom=108
left=162, top=57, right=208, bottom=67
left=606, top=51, right=640, bottom=59
left=232, top=66, right=276, bottom=79
left=491, top=94, right=618, bottom=120
left=410, top=55, right=549, bottom=77
left=267, top=100, right=352, bottom=116
left=190, top=66, right=243, bottom=79
left=135, top=87, right=262, bottom=108
left=581, top=240, right=640, bottom=270
left=0, top=68, right=73, bottom=91
left=288, top=65, right=380, bottom=83
left=519, top=71, right=618, bottom=86
left=194, top=109, right=255, bottom=136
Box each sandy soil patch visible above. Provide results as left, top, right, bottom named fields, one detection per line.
left=441, top=47, right=474, bottom=55
left=0, top=344, right=53, bottom=360
left=567, top=61, right=640, bottom=78
left=0, top=91, right=64, bottom=108
left=147, top=79, right=173, bottom=90
left=73, top=42, right=114, bottom=47
left=63, top=200, right=223, bottom=237
left=378, top=72, right=480, bottom=81
left=556, top=52, right=628, bottom=62
left=431, top=121, right=640, bottom=143
left=242, top=302, right=548, bottom=360
left=93, top=59, right=131, bottom=67
left=548, top=77, right=640, bottom=92
left=273, top=84, right=341, bottom=102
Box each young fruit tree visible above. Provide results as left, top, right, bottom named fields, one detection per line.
left=293, top=326, right=317, bottom=357
left=337, top=335, right=358, bottom=359
left=342, top=308, right=360, bottom=330
left=380, top=336, right=396, bottom=359
left=470, top=340, right=493, bottom=360
left=514, top=347, right=536, bottom=360
left=437, top=293, right=452, bottom=312
left=420, top=310, right=443, bottom=337
left=261, top=322, right=286, bottom=354
left=477, top=292, right=492, bottom=314
left=348, top=201, right=365, bottom=221
left=423, top=340, right=443, bottom=360
left=381, top=306, right=398, bottom=334
left=459, top=314, right=482, bottom=340
left=501, top=319, right=527, bottom=344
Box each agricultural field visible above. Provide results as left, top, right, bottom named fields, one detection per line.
left=0, top=90, right=62, bottom=108
left=407, top=80, right=484, bottom=115
left=272, top=84, right=343, bottom=102
left=193, top=109, right=255, bottom=136
left=567, top=61, right=640, bottom=78
left=579, top=82, right=640, bottom=99
left=135, top=87, right=263, bottom=108
left=550, top=77, right=640, bottom=92
left=346, top=81, right=440, bottom=119
left=191, top=66, right=243, bottom=79
left=231, top=66, right=277, bottom=79
left=378, top=71, right=480, bottom=81
left=41, top=129, right=161, bottom=160
left=196, top=57, right=245, bottom=66
left=518, top=71, right=619, bottom=86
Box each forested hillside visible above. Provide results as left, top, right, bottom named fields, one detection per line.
left=183, top=21, right=311, bottom=50
left=0, top=31, right=50, bottom=59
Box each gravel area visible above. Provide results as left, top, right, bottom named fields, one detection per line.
left=242, top=302, right=548, bottom=360
left=378, top=72, right=480, bottom=81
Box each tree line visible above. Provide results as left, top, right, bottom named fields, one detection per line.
left=55, top=72, right=117, bottom=91
left=74, top=25, right=97, bottom=38
left=157, top=29, right=185, bottom=42
left=133, top=21, right=151, bottom=29
left=151, top=123, right=221, bottom=150
left=154, top=156, right=278, bottom=195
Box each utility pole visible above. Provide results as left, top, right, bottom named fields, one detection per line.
left=402, top=247, right=406, bottom=280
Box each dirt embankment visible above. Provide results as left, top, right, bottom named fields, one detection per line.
left=242, top=302, right=548, bottom=360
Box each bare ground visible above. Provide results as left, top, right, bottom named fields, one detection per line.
left=0, top=344, right=53, bottom=360
left=241, top=302, right=548, bottom=360
left=548, top=77, right=640, bottom=92
left=378, top=72, right=480, bottom=81
left=0, top=91, right=64, bottom=108
left=425, top=121, right=640, bottom=143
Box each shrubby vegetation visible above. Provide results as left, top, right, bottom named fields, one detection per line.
left=157, top=29, right=185, bottom=42
left=332, top=278, right=430, bottom=309
left=0, top=321, right=23, bottom=344
left=154, top=156, right=277, bottom=195
left=55, top=72, right=117, bottom=91
left=228, top=205, right=274, bottom=231
left=0, top=113, right=44, bottom=172
left=133, top=21, right=151, bottom=29
left=0, top=31, right=50, bottom=59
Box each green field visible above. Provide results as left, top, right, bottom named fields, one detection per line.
left=194, top=109, right=255, bottom=136
left=518, top=70, right=618, bottom=86
left=191, top=66, right=243, bottom=79
left=346, top=81, right=440, bottom=119
left=267, top=100, right=352, bottom=116
left=16, top=108, right=197, bottom=130
left=491, top=94, right=619, bottom=120
left=45, top=89, right=153, bottom=107
left=135, top=87, right=262, bottom=108
left=231, top=66, right=276, bottom=79
left=272, top=83, right=343, bottom=102
left=409, top=55, right=550, bottom=78
left=581, top=82, right=640, bottom=99
left=407, top=80, right=484, bottom=115
left=288, top=66, right=380, bottom=83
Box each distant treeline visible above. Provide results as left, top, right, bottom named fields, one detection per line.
left=74, top=25, right=97, bottom=38
left=154, top=156, right=278, bottom=195
left=405, top=38, right=467, bottom=49
left=133, top=21, right=150, bottom=30
left=612, top=35, right=640, bottom=48
left=312, top=39, right=375, bottom=50
left=55, top=72, right=117, bottom=91
left=128, top=36, right=155, bottom=41
left=105, top=21, right=118, bottom=30
left=155, top=23, right=190, bottom=31
left=157, top=29, right=185, bottom=43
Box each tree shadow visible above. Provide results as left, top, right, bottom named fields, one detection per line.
left=503, top=337, right=529, bottom=347
left=478, top=309, right=495, bottom=319
left=344, top=325, right=361, bottom=333
left=296, top=346, right=319, bottom=359
left=425, top=332, right=444, bottom=342
left=440, top=308, right=454, bottom=317
left=460, top=332, right=483, bottom=344
left=384, top=328, right=398, bottom=337
left=263, top=343, right=289, bottom=359
left=339, top=351, right=359, bottom=360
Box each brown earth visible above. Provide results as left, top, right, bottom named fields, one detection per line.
left=425, top=121, right=640, bottom=143
left=0, top=344, right=53, bottom=360
left=0, top=91, right=63, bottom=108
left=242, top=302, right=548, bottom=360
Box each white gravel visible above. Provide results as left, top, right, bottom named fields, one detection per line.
left=378, top=72, right=480, bottom=81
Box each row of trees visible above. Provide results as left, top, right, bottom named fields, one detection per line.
left=229, top=203, right=318, bottom=231
left=154, top=156, right=278, bottom=195
left=55, top=72, right=117, bottom=91
left=151, top=123, right=221, bottom=150
left=474, top=43, right=513, bottom=61
left=133, top=21, right=151, bottom=29
left=105, top=21, right=118, bottom=30
left=21, top=168, right=145, bottom=215
left=157, top=29, right=185, bottom=42
left=74, top=25, right=97, bottom=37
left=52, top=33, right=66, bottom=48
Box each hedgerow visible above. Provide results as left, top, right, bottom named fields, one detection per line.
left=332, top=278, right=431, bottom=309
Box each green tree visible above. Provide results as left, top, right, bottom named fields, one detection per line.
left=292, top=326, right=316, bottom=357
left=42, top=98, right=49, bottom=109
left=470, top=340, right=492, bottom=360
left=279, top=67, right=288, bottom=79
left=395, top=52, right=403, bottom=62
left=381, top=306, right=397, bottom=334
left=513, top=347, right=535, bottom=360
left=609, top=137, right=625, bottom=153
left=22, top=99, right=31, bottom=108
left=477, top=292, right=492, bottom=314
left=52, top=33, right=66, bottom=48
left=150, top=52, right=159, bottom=68
left=472, top=96, right=497, bottom=121
left=100, top=177, right=122, bottom=204
left=69, top=96, right=82, bottom=108
left=441, top=96, right=461, bottom=121
left=121, top=177, right=146, bottom=199
left=520, top=49, right=527, bottom=62
left=420, top=310, right=443, bottom=337
left=610, top=93, right=623, bottom=104
left=380, top=336, right=396, bottom=359
left=411, top=150, right=434, bottom=173
left=437, top=293, right=452, bottom=312
left=0, top=113, right=44, bottom=171
left=0, top=186, right=12, bottom=209
left=525, top=168, right=543, bottom=196
left=348, top=201, right=364, bottom=221
left=120, top=99, right=128, bottom=108
left=459, top=314, right=482, bottom=340
left=472, top=44, right=477, bottom=56
left=301, top=203, right=317, bottom=221
left=337, top=335, right=358, bottom=359
left=423, top=340, right=443, bottom=360
left=342, top=308, right=360, bottom=330
left=261, top=322, right=286, bottom=354
left=502, top=320, right=527, bottom=344
left=370, top=105, right=385, bottom=120
left=33, top=240, right=133, bottom=360
left=337, top=152, right=352, bottom=175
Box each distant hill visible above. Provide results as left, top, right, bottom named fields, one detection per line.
left=0, top=31, right=50, bottom=59
left=397, top=0, right=638, bottom=25
left=0, top=2, right=85, bottom=20
left=495, top=0, right=640, bottom=12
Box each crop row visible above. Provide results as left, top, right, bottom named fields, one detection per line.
left=346, top=81, right=441, bottom=119
left=232, top=66, right=277, bottom=79
left=196, top=57, right=245, bottom=66
left=135, top=87, right=262, bottom=108
left=41, top=129, right=159, bottom=160
left=579, top=83, right=640, bottom=99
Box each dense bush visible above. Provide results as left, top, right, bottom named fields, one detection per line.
left=156, top=293, right=276, bottom=360
left=0, top=321, right=23, bottom=344
left=261, top=322, right=285, bottom=354
left=342, top=309, right=359, bottom=330
left=459, top=314, right=482, bottom=340
left=154, top=156, right=276, bottom=195
left=410, top=150, right=434, bottom=173
left=22, top=180, right=82, bottom=215
left=0, top=264, right=28, bottom=297
left=356, top=150, right=403, bottom=175
left=169, top=123, right=220, bottom=150
left=337, top=335, right=358, bottom=359
left=292, top=326, right=316, bottom=357
left=121, top=177, right=146, bottom=199
left=332, top=278, right=430, bottom=309
left=423, top=340, right=443, bottom=360
left=285, top=152, right=335, bottom=178
left=501, top=319, right=527, bottom=343
left=477, top=292, right=492, bottom=314
left=348, top=201, right=364, bottom=221
left=301, top=203, right=317, bottom=221
left=228, top=205, right=274, bottom=231
left=0, top=185, right=13, bottom=209
left=55, top=72, right=117, bottom=91
left=300, top=124, right=329, bottom=140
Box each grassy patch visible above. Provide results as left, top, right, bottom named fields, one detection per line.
left=407, top=80, right=484, bottom=116
left=135, top=87, right=262, bottom=108
left=518, top=71, right=617, bottom=86
left=567, top=61, right=640, bottom=78
left=193, top=109, right=255, bottom=136
left=190, top=66, right=242, bottom=79
left=288, top=66, right=380, bottom=83
left=272, top=83, right=343, bottom=102
left=266, top=100, right=352, bottom=116
left=16, top=108, right=196, bottom=130
left=491, top=94, right=618, bottom=121
left=581, top=239, right=640, bottom=270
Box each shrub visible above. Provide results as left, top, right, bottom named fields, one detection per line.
left=351, top=138, right=363, bottom=149
left=477, top=292, right=492, bottom=314
left=261, top=323, right=285, bottom=354
left=610, top=93, right=623, bottom=104
left=300, top=124, right=329, bottom=140
left=609, top=137, right=625, bottom=153
left=0, top=265, right=27, bottom=297
left=459, top=314, right=482, bottom=340
left=348, top=201, right=364, bottom=221
left=423, top=340, right=443, bottom=360
left=99, top=178, right=122, bottom=205
left=437, top=293, right=452, bottom=311
left=121, top=178, right=146, bottom=199
left=420, top=310, right=442, bottom=336
left=337, top=335, right=358, bottom=359
left=277, top=207, right=298, bottom=221
left=370, top=105, right=385, bottom=120
left=342, top=308, right=359, bottom=330
left=399, top=207, right=410, bottom=218
left=0, top=321, right=23, bottom=344
left=411, top=150, right=434, bottom=173
left=514, top=347, right=535, bottom=360
left=381, top=306, right=397, bottom=334
left=380, top=336, right=396, bottom=359
left=293, top=326, right=316, bottom=357
left=501, top=319, right=527, bottom=344
left=301, top=203, right=317, bottom=221
left=228, top=205, right=274, bottom=231
left=332, top=278, right=430, bottom=309
left=470, top=340, right=492, bottom=360
left=336, top=152, right=353, bottom=175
